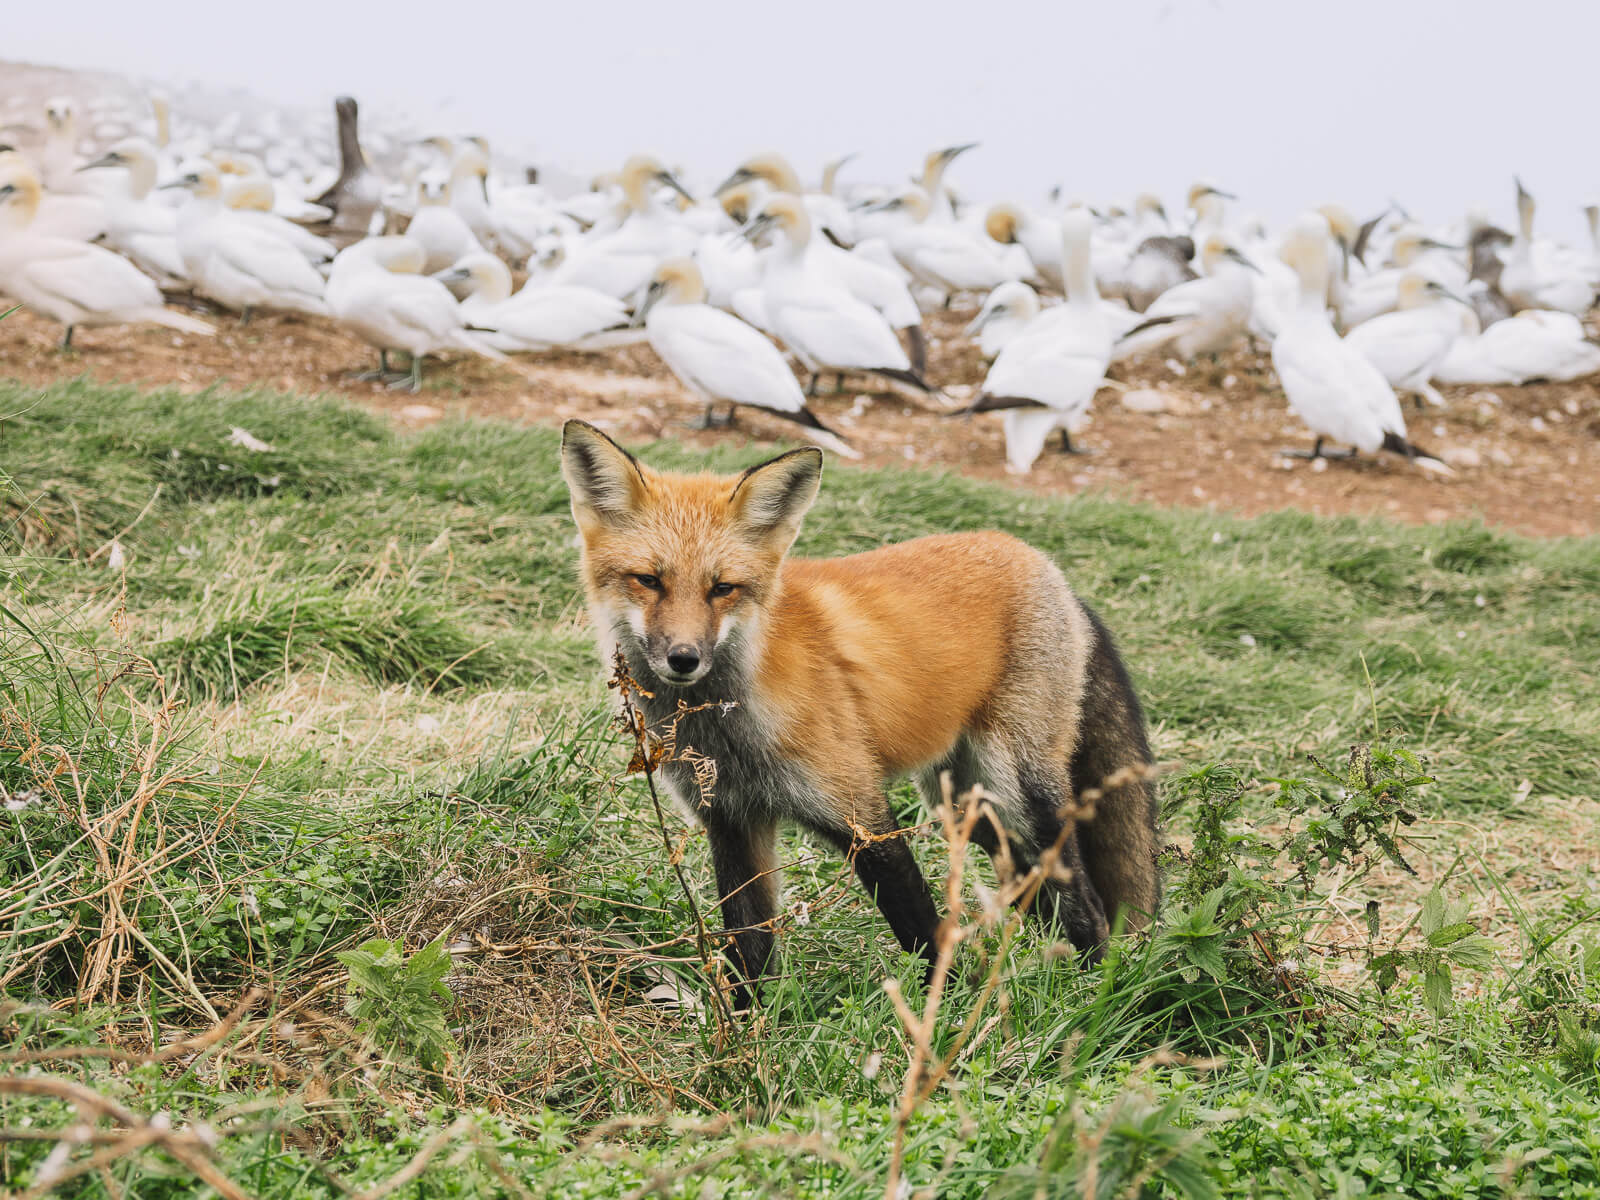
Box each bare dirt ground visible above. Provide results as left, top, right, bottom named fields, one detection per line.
left=3, top=305, right=1597, bottom=536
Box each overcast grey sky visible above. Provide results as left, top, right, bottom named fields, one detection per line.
left=7, top=0, right=1597, bottom=237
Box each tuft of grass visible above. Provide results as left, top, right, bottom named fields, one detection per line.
left=149, top=580, right=499, bottom=698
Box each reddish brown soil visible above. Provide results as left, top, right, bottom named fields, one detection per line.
left=3, top=306, right=1596, bottom=537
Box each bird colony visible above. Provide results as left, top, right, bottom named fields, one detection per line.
left=4, top=87, right=1599, bottom=475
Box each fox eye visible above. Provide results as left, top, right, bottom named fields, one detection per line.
left=632, top=573, right=663, bottom=591
left=709, top=581, right=737, bottom=599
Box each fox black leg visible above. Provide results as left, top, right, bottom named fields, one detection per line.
left=814, top=820, right=941, bottom=980
left=704, top=813, right=780, bottom=1010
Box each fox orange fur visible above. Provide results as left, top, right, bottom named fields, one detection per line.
left=561, top=420, right=1159, bottom=1003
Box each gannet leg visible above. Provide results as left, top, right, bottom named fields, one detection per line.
left=1055, top=429, right=1092, bottom=455
left=350, top=349, right=403, bottom=382
left=1279, top=437, right=1356, bottom=460
left=386, top=354, right=423, bottom=393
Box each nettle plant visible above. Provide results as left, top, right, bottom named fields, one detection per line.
left=337, top=936, right=459, bottom=1075
left=1155, top=738, right=1497, bottom=1022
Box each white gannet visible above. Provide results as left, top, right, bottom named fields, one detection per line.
left=1113, top=234, right=1258, bottom=363
left=542, top=155, right=696, bottom=302
left=743, top=194, right=936, bottom=398
left=714, top=153, right=926, bottom=366
left=1337, top=229, right=1466, bottom=329
left=75, top=139, right=187, bottom=283
left=167, top=160, right=329, bottom=319
left=693, top=182, right=766, bottom=313
left=1271, top=213, right=1448, bottom=471
left=406, top=172, right=486, bottom=273
left=1344, top=272, right=1472, bottom=408
left=912, top=143, right=978, bottom=223
left=436, top=252, right=638, bottom=353
left=961, top=208, right=1112, bottom=471
left=876, top=188, right=1010, bottom=302
left=1434, top=308, right=1600, bottom=385
left=326, top=236, right=507, bottom=390
left=1499, top=178, right=1594, bottom=316
left=215, top=172, right=337, bottom=265
left=0, top=155, right=213, bottom=347
left=636, top=257, right=857, bottom=457
left=965, top=280, right=1041, bottom=359
left=985, top=204, right=1063, bottom=292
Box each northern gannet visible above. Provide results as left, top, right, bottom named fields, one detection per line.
left=743, top=194, right=936, bottom=398
left=1271, top=213, right=1448, bottom=471
left=636, top=257, right=857, bottom=457
left=326, top=236, right=507, bottom=390
left=76, top=139, right=187, bottom=283
left=961, top=208, right=1112, bottom=471
left=1434, top=308, right=1600, bottom=385
left=406, top=172, right=486, bottom=273
left=167, top=160, right=329, bottom=319
left=0, top=155, right=212, bottom=346
left=1345, top=272, right=1471, bottom=408
left=875, top=188, right=1010, bottom=302
left=436, top=252, right=637, bottom=353
left=309, top=97, right=382, bottom=248
left=1499, top=178, right=1594, bottom=316
left=543, top=155, right=695, bottom=302
left=965, top=280, right=1041, bottom=359
left=1114, top=234, right=1258, bottom=362
left=985, top=204, right=1063, bottom=292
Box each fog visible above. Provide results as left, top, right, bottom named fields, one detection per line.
left=7, top=0, right=1597, bottom=237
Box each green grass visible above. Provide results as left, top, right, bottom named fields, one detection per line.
left=2, top=379, right=1598, bottom=1198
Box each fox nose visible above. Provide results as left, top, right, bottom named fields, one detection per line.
left=666, top=645, right=701, bottom=676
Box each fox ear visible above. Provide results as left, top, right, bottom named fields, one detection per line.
left=730, top=448, right=822, bottom=552
left=561, top=420, right=649, bottom=530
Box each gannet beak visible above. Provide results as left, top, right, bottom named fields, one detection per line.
left=1224, top=247, right=1262, bottom=274
left=78, top=151, right=124, bottom=172
left=860, top=197, right=904, bottom=215
left=158, top=175, right=195, bottom=191
left=939, top=142, right=979, bottom=163
left=656, top=170, right=694, bottom=205
left=1420, top=237, right=1463, bottom=252
left=0, top=184, right=15, bottom=201
left=1514, top=176, right=1531, bottom=203
left=632, top=281, right=664, bottom=327
left=964, top=306, right=1000, bottom=337
left=713, top=167, right=754, bottom=196
left=739, top=213, right=779, bottom=244
left=832, top=152, right=859, bottom=169
left=431, top=266, right=471, bottom=285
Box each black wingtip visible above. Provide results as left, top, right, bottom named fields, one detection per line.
left=778, top=405, right=850, bottom=442
left=1118, top=313, right=1181, bottom=342
left=871, top=366, right=936, bottom=394
left=1381, top=430, right=1447, bottom=467
left=950, top=393, right=1051, bottom=417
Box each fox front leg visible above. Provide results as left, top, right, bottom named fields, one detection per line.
left=703, top=813, right=781, bottom=1009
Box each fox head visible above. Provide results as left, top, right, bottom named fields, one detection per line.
left=560, top=420, right=822, bottom=687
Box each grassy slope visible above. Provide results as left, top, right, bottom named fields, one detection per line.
left=2, top=378, right=1598, bottom=1198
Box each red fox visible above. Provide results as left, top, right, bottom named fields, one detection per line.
left=561, top=420, right=1159, bottom=1000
